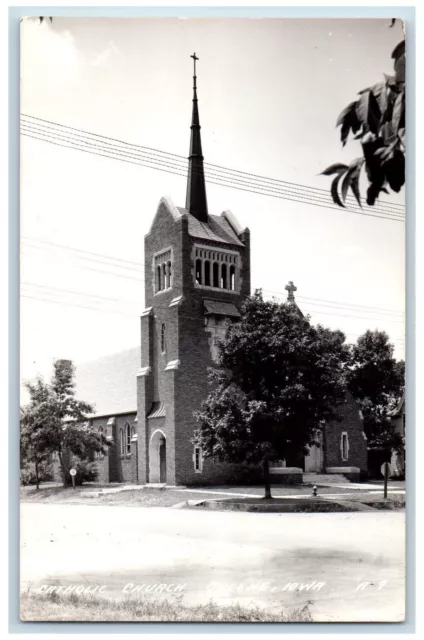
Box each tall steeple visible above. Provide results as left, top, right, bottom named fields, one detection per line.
left=185, top=53, right=208, bottom=223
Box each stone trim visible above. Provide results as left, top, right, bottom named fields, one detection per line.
left=221, top=210, right=245, bottom=236
left=169, top=295, right=183, bottom=307
left=140, top=307, right=153, bottom=317
left=137, top=366, right=151, bottom=377
left=165, top=359, right=180, bottom=371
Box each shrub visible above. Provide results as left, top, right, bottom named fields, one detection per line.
left=63, top=459, right=99, bottom=486
left=20, top=461, right=53, bottom=486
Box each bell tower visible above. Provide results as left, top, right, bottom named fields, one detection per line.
left=136, top=54, right=251, bottom=486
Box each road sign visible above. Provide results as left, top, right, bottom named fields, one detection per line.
left=69, top=468, right=77, bottom=477
left=381, top=462, right=391, bottom=477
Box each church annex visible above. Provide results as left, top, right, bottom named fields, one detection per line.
left=53, top=55, right=367, bottom=485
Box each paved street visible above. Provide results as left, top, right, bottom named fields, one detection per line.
left=20, top=502, right=405, bottom=622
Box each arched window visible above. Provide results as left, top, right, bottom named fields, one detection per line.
left=125, top=422, right=131, bottom=456
left=204, top=260, right=211, bottom=287
left=162, top=263, right=167, bottom=289
left=229, top=265, right=236, bottom=291
left=221, top=264, right=227, bottom=289
left=161, top=323, right=166, bottom=353
left=167, top=261, right=172, bottom=288
left=131, top=426, right=136, bottom=438
left=120, top=428, right=125, bottom=456
left=195, top=259, right=202, bottom=285
left=213, top=262, right=219, bottom=288
left=156, top=265, right=161, bottom=292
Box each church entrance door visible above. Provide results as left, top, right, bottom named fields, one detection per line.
left=149, top=430, right=167, bottom=483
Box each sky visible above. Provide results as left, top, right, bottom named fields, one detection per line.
left=20, top=16, right=405, bottom=387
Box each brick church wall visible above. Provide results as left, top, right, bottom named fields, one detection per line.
left=324, top=393, right=368, bottom=474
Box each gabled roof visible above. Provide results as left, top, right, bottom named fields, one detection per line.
left=75, top=346, right=140, bottom=417
left=177, top=207, right=244, bottom=246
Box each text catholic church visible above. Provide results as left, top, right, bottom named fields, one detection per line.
left=54, top=55, right=367, bottom=486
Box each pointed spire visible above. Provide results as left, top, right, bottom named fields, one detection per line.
left=185, top=53, right=208, bottom=223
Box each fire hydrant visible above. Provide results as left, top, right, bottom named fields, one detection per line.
left=312, top=485, right=318, bottom=497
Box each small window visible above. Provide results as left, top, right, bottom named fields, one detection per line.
left=213, top=262, right=219, bottom=288
left=161, top=323, right=166, bottom=353
left=162, top=263, right=167, bottom=289
left=156, top=265, right=162, bottom=292
left=131, top=426, right=136, bottom=438
left=204, top=260, right=211, bottom=287
left=229, top=265, right=236, bottom=290
left=194, top=446, right=203, bottom=473
left=167, top=261, right=172, bottom=288
left=195, top=259, right=202, bottom=285
left=341, top=432, right=349, bottom=461
left=120, top=428, right=125, bottom=456
left=221, top=264, right=227, bottom=289
left=125, top=423, right=131, bottom=456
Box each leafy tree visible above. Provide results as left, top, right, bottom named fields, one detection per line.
left=193, top=291, right=350, bottom=498
left=347, top=330, right=405, bottom=451
left=20, top=359, right=111, bottom=487
left=20, top=378, right=55, bottom=490
left=322, top=21, right=405, bottom=207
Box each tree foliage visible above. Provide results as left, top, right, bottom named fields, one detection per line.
left=347, top=330, right=405, bottom=450
left=20, top=359, right=111, bottom=487
left=193, top=291, right=350, bottom=496
left=20, top=378, right=56, bottom=490
left=322, top=24, right=405, bottom=207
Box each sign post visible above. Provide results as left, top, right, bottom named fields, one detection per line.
left=69, top=468, right=77, bottom=490
left=381, top=462, right=391, bottom=499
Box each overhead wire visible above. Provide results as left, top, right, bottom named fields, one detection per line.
left=20, top=116, right=405, bottom=222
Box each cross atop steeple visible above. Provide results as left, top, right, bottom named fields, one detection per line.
left=191, top=52, right=199, bottom=77
left=285, top=280, right=297, bottom=302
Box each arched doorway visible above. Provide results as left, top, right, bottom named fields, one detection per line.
left=149, top=430, right=167, bottom=483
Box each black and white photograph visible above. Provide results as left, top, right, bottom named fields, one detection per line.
left=19, top=15, right=406, bottom=624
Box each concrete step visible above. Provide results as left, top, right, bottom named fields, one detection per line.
left=303, top=473, right=351, bottom=484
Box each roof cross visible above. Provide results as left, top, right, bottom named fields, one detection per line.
left=191, top=52, right=199, bottom=76
left=285, top=280, right=297, bottom=302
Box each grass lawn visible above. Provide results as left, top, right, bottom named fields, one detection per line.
left=20, top=482, right=404, bottom=510
left=20, top=591, right=313, bottom=622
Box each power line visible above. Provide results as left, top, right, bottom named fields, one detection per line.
left=21, top=122, right=405, bottom=221
left=262, top=296, right=404, bottom=325
left=22, top=281, right=406, bottom=344
left=263, top=290, right=404, bottom=317
left=20, top=128, right=405, bottom=223
left=21, top=119, right=405, bottom=219
left=22, top=239, right=405, bottom=321
left=21, top=294, right=140, bottom=318
left=22, top=282, right=141, bottom=306
left=21, top=292, right=405, bottom=347
left=21, top=114, right=406, bottom=214
left=20, top=120, right=405, bottom=222
left=23, top=240, right=143, bottom=274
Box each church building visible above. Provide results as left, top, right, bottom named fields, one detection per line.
left=52, top=55, right=368, bottom=486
